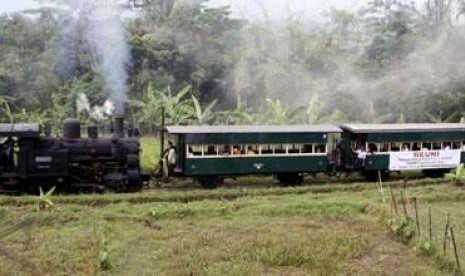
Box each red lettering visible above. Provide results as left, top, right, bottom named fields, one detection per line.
left=412, top=151, right=440, bottom=158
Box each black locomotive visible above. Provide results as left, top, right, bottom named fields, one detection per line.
left=0, top=117, right=146, bottom=194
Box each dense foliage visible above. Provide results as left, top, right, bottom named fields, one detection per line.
left=0, top=0, right=465, bottom=130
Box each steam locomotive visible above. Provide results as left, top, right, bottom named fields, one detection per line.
left=0, top=117, right=146, bottom=194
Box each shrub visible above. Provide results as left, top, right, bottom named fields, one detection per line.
left=387, top=217, right=416, bottom=244
left=445, top=164, right=465, bottom=185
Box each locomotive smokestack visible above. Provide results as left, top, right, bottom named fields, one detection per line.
left=113, top=115, right=125, bottom=138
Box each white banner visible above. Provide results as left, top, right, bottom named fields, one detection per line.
left=389, top=150, right=462, bottom=171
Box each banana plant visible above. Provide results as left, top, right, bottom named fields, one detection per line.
left=397, top=113, right=406, bottom=124
left=362, top=101, right=393, bottom=123
left=425, top=111, right=461, bottom=123
left=219, top=96, right=254, bottom=125
left=257, top=98, right=304, bottom=125
left=191, top=95, right=217, bottom=125
left=156, top=85, right=194, bottom=125
left=0, top=95, right=14, bottom=123
left=329, top=108, right=348, bottom=123
left=36, top=186, right=56, bottom=211
left=306, top=93, right=323, bottom=124
left=139, top=83, right=195, bottom=126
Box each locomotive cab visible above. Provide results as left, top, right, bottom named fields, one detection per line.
left=0, top=123, right=41, bottom=175
left=0, top=123, right=41, bottom=192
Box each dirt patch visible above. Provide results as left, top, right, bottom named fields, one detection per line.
left=341, top=225, right=441, bottom=275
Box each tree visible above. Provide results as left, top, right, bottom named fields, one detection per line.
left=126, top=0, right=242, bottom=106
left=360, top=0, right=419, bottom=69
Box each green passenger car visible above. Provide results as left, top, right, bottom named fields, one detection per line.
left=165, top=125, right=342, bottom=188
left=340, top=124, right=465, bottom=180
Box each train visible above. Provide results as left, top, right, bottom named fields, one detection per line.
left=0, top=117, right=147, bottom=194
left=160, top=123, right=465, bottom=188
left=1, top=117, right=464, bottom=193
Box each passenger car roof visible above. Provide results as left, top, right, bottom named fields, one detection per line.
left=166, top=125, right=342, bottom=134
left=340, top=124, right=465, bottom=133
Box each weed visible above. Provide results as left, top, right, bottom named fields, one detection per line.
left=387, top=217, right=416, bottom=244
left=418, top=239, right=435, bottom=256
left=96, top=223, right=111, bottom=271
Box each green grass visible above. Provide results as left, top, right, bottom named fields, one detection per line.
left=0, top=181, right=453, bottom=275
left=140, top=136, right=160, bottom=173
left=390, top=184, right=465, bottom=273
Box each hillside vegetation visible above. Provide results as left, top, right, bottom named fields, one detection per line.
left=1, top=1, right=465, bottom=132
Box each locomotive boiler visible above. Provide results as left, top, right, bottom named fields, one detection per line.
left=0, top=117, right=145, bottom=194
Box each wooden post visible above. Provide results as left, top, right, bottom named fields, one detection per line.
left=413, top=197, right=420, bottom=235
left=400, top=190, right=408, bottom=218
left=389, top=184, right=399, bottom=215
left=159, top=107, right=165, bottom=160
left=443, top=213, right=450, bottom=255
left=450, top=227, right=461, bottom=270
left=428, top=207, right=432, bottom=241
left=378, top=171, right=386, bottom=203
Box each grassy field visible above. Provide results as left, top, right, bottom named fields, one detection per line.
left=0, top=180, right=463, bottom=275
left=140, top=137, right=160, bottom=173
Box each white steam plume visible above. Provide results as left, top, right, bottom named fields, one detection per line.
left=76, top=93, right=91, bottom=113
left=46, top=0, right=131, bottom=114
left=82, top=0, right=130, bottom=114
left=76, top=93, right=115, bottom=121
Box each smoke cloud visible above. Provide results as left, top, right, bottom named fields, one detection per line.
left=76, top=93, right=115, bottom=121
left=226, top=1, right=465, bottom=123
left=48, top=0, right=131, bottom=114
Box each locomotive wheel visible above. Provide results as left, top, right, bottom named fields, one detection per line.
left=276, top=173, right=303, bottom=186
left=197, top=176, right=223, bottom=189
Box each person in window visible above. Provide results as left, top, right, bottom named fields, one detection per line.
left=246, top=146, right=257, bottom=155
left=302, top=144, right=312, bottom=153
left=381, top=143, right=389, bottom=152
left=368, top=143, right=377, bottom=153
left=354, top=146, right=367, bottom=169
left=422, top=144, right=431, bottom=151
left=444, top=143, right=451, bottom=150
left=221, top=145, right=230, bottom=155
left=232, top=145, right=241, bottom=155
left=187, top=146, right=194, bottom=157
left=401, top=143, right=410, bottom=151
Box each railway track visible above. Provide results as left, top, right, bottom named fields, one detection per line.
left=144, top=171, right=446, bottom=192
